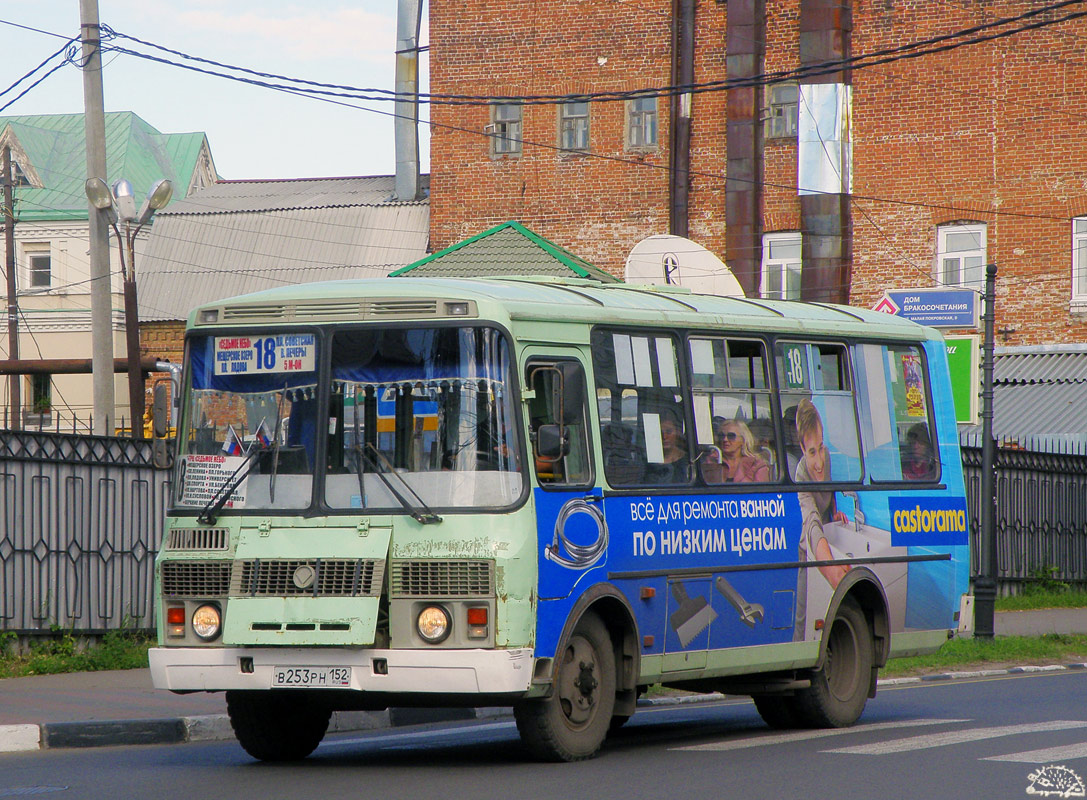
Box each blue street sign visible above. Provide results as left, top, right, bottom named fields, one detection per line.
left=884, top=288, right=978, bottom=328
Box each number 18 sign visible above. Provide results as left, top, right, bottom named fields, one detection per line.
left=214, top=334, right=317, bottom=375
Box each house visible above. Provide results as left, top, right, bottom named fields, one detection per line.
left=0, top=111, right=216, bottom=429
left=427, top=0, right=1087, bottom=348
left=138, top=175, right=432, bottom=367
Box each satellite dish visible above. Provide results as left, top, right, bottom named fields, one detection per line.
left=624, top=234, right=744, bottom=297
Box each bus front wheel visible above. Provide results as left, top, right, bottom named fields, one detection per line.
left=794, top=597, right=874, bottom=728
left=514, top=612, right=616, bottom=761
left=226, top=690, right=331, bottom=761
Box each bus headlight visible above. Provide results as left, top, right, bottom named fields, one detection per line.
left=416, top=605, right=451, bottom=644
left=191, top=604, right=222, bottom=641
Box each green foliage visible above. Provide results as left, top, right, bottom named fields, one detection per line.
left=1021, top=565, right=1072, bottom=596
left=0, top=629, right=152, bottom=679
left=882, top=633, right=1087, bottom=677
left=996, top=588, right=1087, bottom=612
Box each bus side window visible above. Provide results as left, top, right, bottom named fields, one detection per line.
left=526, top=361, right=591, bottom=486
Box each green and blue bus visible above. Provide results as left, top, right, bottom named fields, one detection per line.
left=149, top=276, right=970, bottom=762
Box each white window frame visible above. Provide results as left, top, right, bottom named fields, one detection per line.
left=936, top=223, right=986, bottom=290
left=626, top=97, right=658, bottom=150
left=22, top=244, right=51, bottom=290
left=559, top=101, right=590, bottom=152
left=1073, top=218, right=1087, bottom=301
left=489, top=102, right=522, bottom=157
left=761, top=232, right=802, bottom=300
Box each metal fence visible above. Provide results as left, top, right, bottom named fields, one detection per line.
left=962, top=436, right=1087, bottom=595
left=1, top=430, right=1085, bottom=635
left=0, top=430, right=169, bottom=635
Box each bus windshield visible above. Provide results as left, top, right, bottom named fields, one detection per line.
left=173, top=326, right=523, bottom=515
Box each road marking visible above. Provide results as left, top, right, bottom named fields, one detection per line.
left=825, top=721, right=1087, bottom=755
left=983, top=742, right=1087, bottom=763
left=672, top=718, right=967, bottom=752
left=319, top=721, right=514, bottom=749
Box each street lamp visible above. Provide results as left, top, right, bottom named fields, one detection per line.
left=85, top=176, right=173, bottom=437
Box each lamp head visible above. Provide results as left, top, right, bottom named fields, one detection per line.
left=111, top=178, right=138, bottom=221
left=85, top=178, right=118, bottom=224
left=136, top=179, right=174, bottom=225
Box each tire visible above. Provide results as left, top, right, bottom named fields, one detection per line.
left=226, top=690, right=332, bottom=761
left=793, top=598, right=874, bottom=728
left=752, top=694, right=803, bottom=729
left=514, top=612, right=616, bottom=761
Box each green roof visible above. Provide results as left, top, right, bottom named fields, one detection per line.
left=390, top=220, right=620, bottom=282
left=0, top=111, right=209, bottom=222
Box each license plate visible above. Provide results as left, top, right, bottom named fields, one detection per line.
left=272, top=666, right=352, bottom=688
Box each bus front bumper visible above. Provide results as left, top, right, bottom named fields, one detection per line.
left=149, top=646, right=535, bottom=695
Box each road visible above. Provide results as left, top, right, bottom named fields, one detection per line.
left=3, top=672, right=1086, bottom=800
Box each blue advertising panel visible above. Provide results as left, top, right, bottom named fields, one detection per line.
left=884, top=289, right=978, bottom=328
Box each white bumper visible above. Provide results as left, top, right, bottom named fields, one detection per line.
left=149, top=646, right=535, bottom=695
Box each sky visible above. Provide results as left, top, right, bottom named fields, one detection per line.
left=0, top=0, right=430, bottom=180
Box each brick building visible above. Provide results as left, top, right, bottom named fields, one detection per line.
left=428, top=0, right=1087, bottom=346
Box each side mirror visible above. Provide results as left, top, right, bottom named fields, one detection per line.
left=535, top=424, right=570, bottom=459
left=555, top=363, right=585, bottom=425
left=151, top=382, right=174, bottom=469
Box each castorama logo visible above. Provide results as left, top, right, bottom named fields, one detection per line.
left=889, top=497, right=970, bottom=547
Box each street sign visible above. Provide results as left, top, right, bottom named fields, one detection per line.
left=880, top=288, right=979, bottom=328
left=872, top=295, right=900, bottom=315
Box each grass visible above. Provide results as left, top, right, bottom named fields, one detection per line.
left=0, top=629, right=152, bottom=679
left=996, top=590, right=1087, bottom=612
left=882, top=633, right=1087, bottom=677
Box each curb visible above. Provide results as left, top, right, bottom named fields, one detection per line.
left=3, top=663, right=1086, bottom=754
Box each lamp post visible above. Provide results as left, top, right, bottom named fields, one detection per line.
left=85, top=177, right=173, bottom=437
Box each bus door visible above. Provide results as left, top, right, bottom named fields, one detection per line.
left=524, top=354, right=604, bottom=610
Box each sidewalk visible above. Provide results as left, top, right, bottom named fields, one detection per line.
left=2, top=608, right=1085, bottom=754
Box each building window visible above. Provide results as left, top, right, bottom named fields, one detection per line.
left=937, top=223, right=985, bottom=290
left=28, top=252, right=51, bottom=288
left=490, top=102, right=522, bottom=157
left=559, top=101, right=590, bottom=152
left=761, top=232, right=802, bottom=300
left=626, top=97, right=658, bottom=150
left=28, top=374, right=51, bottom=417
left=1073, top=218, right=1087, bottom=300
left=765, top=82, right=799, bottom=140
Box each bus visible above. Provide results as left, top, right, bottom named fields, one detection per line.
left=149, top=276, right=970, bottom=762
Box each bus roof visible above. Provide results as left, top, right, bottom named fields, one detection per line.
left=188, top=275, right=938, bottom=340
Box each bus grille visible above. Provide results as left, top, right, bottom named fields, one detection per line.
left=231, top=559, right=384, bottom=597
left=161, top=560, right=233, bottom=597
left=165, top=528, right=229, bottom=551
left=389, top=560, right=494, bottom=598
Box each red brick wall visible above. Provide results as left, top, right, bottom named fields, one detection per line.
left=430, top=1, right=1087, bottom=344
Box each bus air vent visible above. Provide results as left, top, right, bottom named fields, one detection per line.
left=389, top=560, right=495, bottom=598
left=231, top=558, right=385, bottom=597
left=293, top=302, right=363, bottom=319
left=165, top=528, right=229, bottom=551
left=222, top=304, right=288, bottom=320
left=366, top=299, right=439, bottom=317
left=161, top=560, right=233, bottom=597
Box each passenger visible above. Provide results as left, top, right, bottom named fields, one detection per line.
left=902, top=423, right=937, bottom=480
left=646, top=410, right=689, bottom=483
left=703, top=417, right=769, bottom=483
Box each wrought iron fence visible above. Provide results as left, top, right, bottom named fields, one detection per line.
left=0, top=430, right=169, bottom=635
left=961, top=435, right=1087, bottom=594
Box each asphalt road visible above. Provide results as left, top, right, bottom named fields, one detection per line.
left=3, top=671, right=1086, bottom=800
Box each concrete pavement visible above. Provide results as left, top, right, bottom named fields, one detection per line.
left=1, top=607, right=1085, bottom=754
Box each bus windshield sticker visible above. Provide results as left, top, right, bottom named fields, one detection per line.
left=656, top=338, right=678, bottom=387
left=782, top=343, right=808, bottom=389
left=632, top=336, right=654, bottom=387
left=214, top=334, right=316, bottom=376
left=612, top=333, right=635, bottom=385
left=690, top=338, right=715, bottom=376
left=178, top=454, right=248, bottom=508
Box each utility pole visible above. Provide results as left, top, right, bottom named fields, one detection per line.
left=2, top=145, right=18, bottom=428
left=80, top=0, right=115, bottom=435
left=974, top=264, right=998, bottom=639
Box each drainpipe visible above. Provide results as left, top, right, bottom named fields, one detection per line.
left=394, top=0, right=423, bottom=201
left=669, top=0, right=695, bottom=240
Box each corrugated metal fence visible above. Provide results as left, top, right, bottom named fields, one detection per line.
left=0, top=430, right=169, bottom=635
left=0, top=431, right=1085, bottom=635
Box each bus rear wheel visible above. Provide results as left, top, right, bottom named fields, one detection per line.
left=794, top=598, right=873, bottom=728
left=226, top=690, right=331, bottom=761
left=515, top=612, right=616, bottom=761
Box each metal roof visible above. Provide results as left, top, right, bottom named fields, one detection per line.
left=139, top=176, right=430, bottom=321
left=390, top=221, right=620, bottom=282
left=0, top=112, right=211, bottom=221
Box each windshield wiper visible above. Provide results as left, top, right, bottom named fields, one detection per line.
left=198, top=447, right=262, bottom=525
left=360, top=443, right=442, bottom=525
left=268, top=384, right=287, bottom=504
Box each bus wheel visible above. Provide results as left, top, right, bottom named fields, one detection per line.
left=753, top=694, right=803, bottom=729
left=226, top=690, right=331, bottom=761
left=514, top=612, right=616, bottom=761
left=794, top=598, right=873, bottom=728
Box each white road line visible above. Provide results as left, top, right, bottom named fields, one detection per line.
left=825, top=721, right=1087, bottom=756
left=672, top=718, right=968, bottom=752
left=318, top=721, right=514, bottom=749
left=983, top=742, right=1087, bottom=763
